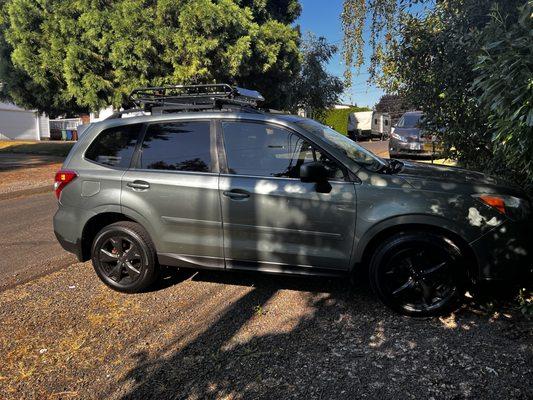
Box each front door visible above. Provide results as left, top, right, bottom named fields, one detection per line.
left=218, top=120, right=356, bottom=273
left=121, top=119, right=224, bottom=269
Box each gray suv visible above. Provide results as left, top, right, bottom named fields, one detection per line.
left=54, top=85, right=532, bottom=316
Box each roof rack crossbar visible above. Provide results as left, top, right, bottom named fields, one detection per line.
left=129, top=84, right=264, bottom=112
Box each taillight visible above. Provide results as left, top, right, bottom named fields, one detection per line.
left=54, top=170, right=77, bottom=199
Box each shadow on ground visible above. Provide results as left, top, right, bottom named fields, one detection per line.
left=109, top=270, right=531, bottom=400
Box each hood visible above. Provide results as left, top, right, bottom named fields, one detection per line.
left=396, top=161, right=522, bottom=195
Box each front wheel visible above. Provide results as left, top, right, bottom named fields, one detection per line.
left=91, top=221, right=159, bottom=293
left=369, top=232, right=466, bottom=316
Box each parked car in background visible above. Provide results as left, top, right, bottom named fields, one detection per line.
left=54, top=85, right=532, bottom=317
left=389, top=111, right=441, bottom=158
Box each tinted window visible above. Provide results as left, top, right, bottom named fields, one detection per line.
left=85, top=124, right=141, bottom=168
left=139, top=121, right=211, bottom=172
left=222, top=122, right=344, bottom=180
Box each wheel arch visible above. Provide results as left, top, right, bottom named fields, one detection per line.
left=80, top=212, right=137, bottom=261
left=353, top=218, right=479, bottom=281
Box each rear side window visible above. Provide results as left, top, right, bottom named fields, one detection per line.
left=85, top=124, right=141, bottom=168
left=138, top=121, right=212, bottom=172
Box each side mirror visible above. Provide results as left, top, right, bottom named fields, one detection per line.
left=300, top=161, right=328, bottom=183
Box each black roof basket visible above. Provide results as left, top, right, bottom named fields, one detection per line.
left=128, top=83, right=264, bottom=114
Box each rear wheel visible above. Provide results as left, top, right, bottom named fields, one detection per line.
left=91, top=221, right=159, bottom=293
left=369, top=232, right=466, bottom=316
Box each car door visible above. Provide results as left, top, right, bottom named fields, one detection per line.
left=121, top=119, right=224, bottom=269
left=218, top=120, right=356, bottom=274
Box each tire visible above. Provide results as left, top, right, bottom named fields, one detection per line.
left=369, top=231, right=466, bottom=317
left=91, top=221, right=159, bottom=293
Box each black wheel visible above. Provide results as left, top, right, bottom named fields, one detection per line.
left=91, top=221, right=159, bottom=293
left=369, top=232, right=466, bottom=317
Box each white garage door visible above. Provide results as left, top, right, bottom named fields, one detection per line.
left=0, top=109, right=39, bottom=140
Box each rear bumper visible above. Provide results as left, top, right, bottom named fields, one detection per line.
left=53, top=205, right=88, bottom=262
left=55, top=231, right=83, bottom=261
left=470, top=219, right=533, bottom=286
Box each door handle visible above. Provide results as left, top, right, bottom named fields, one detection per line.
left=127, top=180, right=150, bottom=190
left=223, top=190, right=250, bottom=200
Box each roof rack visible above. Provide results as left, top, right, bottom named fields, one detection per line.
left=128, top=84, right=264, bottom=114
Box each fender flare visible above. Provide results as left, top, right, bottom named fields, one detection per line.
left=351, top=214, right=476, bottom=266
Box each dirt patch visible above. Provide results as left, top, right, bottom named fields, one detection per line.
left=0, top=264, right=531, bottom=399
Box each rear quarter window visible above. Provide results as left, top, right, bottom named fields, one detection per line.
left=85, top=124, right=142, bottom=168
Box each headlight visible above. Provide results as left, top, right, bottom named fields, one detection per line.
left=472, top=194, right=531, bottom=221
left=391, top=132, right=405, bottom=141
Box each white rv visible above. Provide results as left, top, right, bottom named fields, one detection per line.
left=371, top=112, right=391, bottom=140
left=347, top=111, right=373, bottom=141
left=347, top=111, right=390, bottom=141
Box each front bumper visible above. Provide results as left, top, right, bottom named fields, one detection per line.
left=470, top=218, right=533, bottom=286
left=389, top=140, right=441, bottom=157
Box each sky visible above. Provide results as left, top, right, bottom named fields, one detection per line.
left=295, top=1, right=432, bottom=108
left=296, top=0, right=383, bottom=108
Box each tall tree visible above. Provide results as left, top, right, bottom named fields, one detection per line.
left=341, top=0, right=532, bottom=187
left=290, top=34, right=344, bottom=117
left=374, top=94, right=410, bottom=124
left=0, top=0, right=301, bottom=115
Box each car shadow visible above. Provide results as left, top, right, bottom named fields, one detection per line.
left=106, top=267, right=530, bottom=400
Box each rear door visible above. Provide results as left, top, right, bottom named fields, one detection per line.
left=218, top=120, right=356, bottom=274
left=121, top=119, right=224, bottom=269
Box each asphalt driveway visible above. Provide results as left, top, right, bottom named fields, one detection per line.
left=0, top=192, right=75, bottom=291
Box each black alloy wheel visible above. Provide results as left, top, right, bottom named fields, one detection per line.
left=369, top=232, right=466, bottom=316
left=91, top=221, right=159, bottom=293
left=98, top=236, right=142, bottom=284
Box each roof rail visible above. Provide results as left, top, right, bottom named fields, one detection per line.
left=128, top=84, right=265, bottom=114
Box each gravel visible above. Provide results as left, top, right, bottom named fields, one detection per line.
left=0, top=264, right=531, bottom=399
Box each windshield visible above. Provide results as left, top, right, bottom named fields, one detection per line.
left=396, top=113, right=422, bottom=128
left=293, top=119, right=385, bottom=171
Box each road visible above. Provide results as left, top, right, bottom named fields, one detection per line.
left=359, top=139, right=389, bottom=157
left=0, top=192, right=75, bottom=290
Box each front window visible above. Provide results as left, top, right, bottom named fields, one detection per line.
left=221, top=121, right=345, bottom=180
left=292, top=119, right=385, bottom=171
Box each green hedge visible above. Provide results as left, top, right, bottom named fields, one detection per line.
left=315, top=106, right=371, bottom=135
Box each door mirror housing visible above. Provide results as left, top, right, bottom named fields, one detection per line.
left=300, top=161, right=328, bottom=183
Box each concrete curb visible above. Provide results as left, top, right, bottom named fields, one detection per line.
left=0, top=185, right=52, bottom=201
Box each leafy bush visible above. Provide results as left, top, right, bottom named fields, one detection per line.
left=472, top=1, right=533, bottom=190
left=315, top=106, right=371, bottom=135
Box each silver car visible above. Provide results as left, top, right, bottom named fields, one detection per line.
left=389, top=111, right=441, bottom=158
left=53, top=85, right=532, bottom=316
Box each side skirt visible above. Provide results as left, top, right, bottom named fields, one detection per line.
left=157, top=253, right=347, bottom=278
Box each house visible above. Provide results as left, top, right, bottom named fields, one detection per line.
left=0, top=102, right=50, bottom=140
